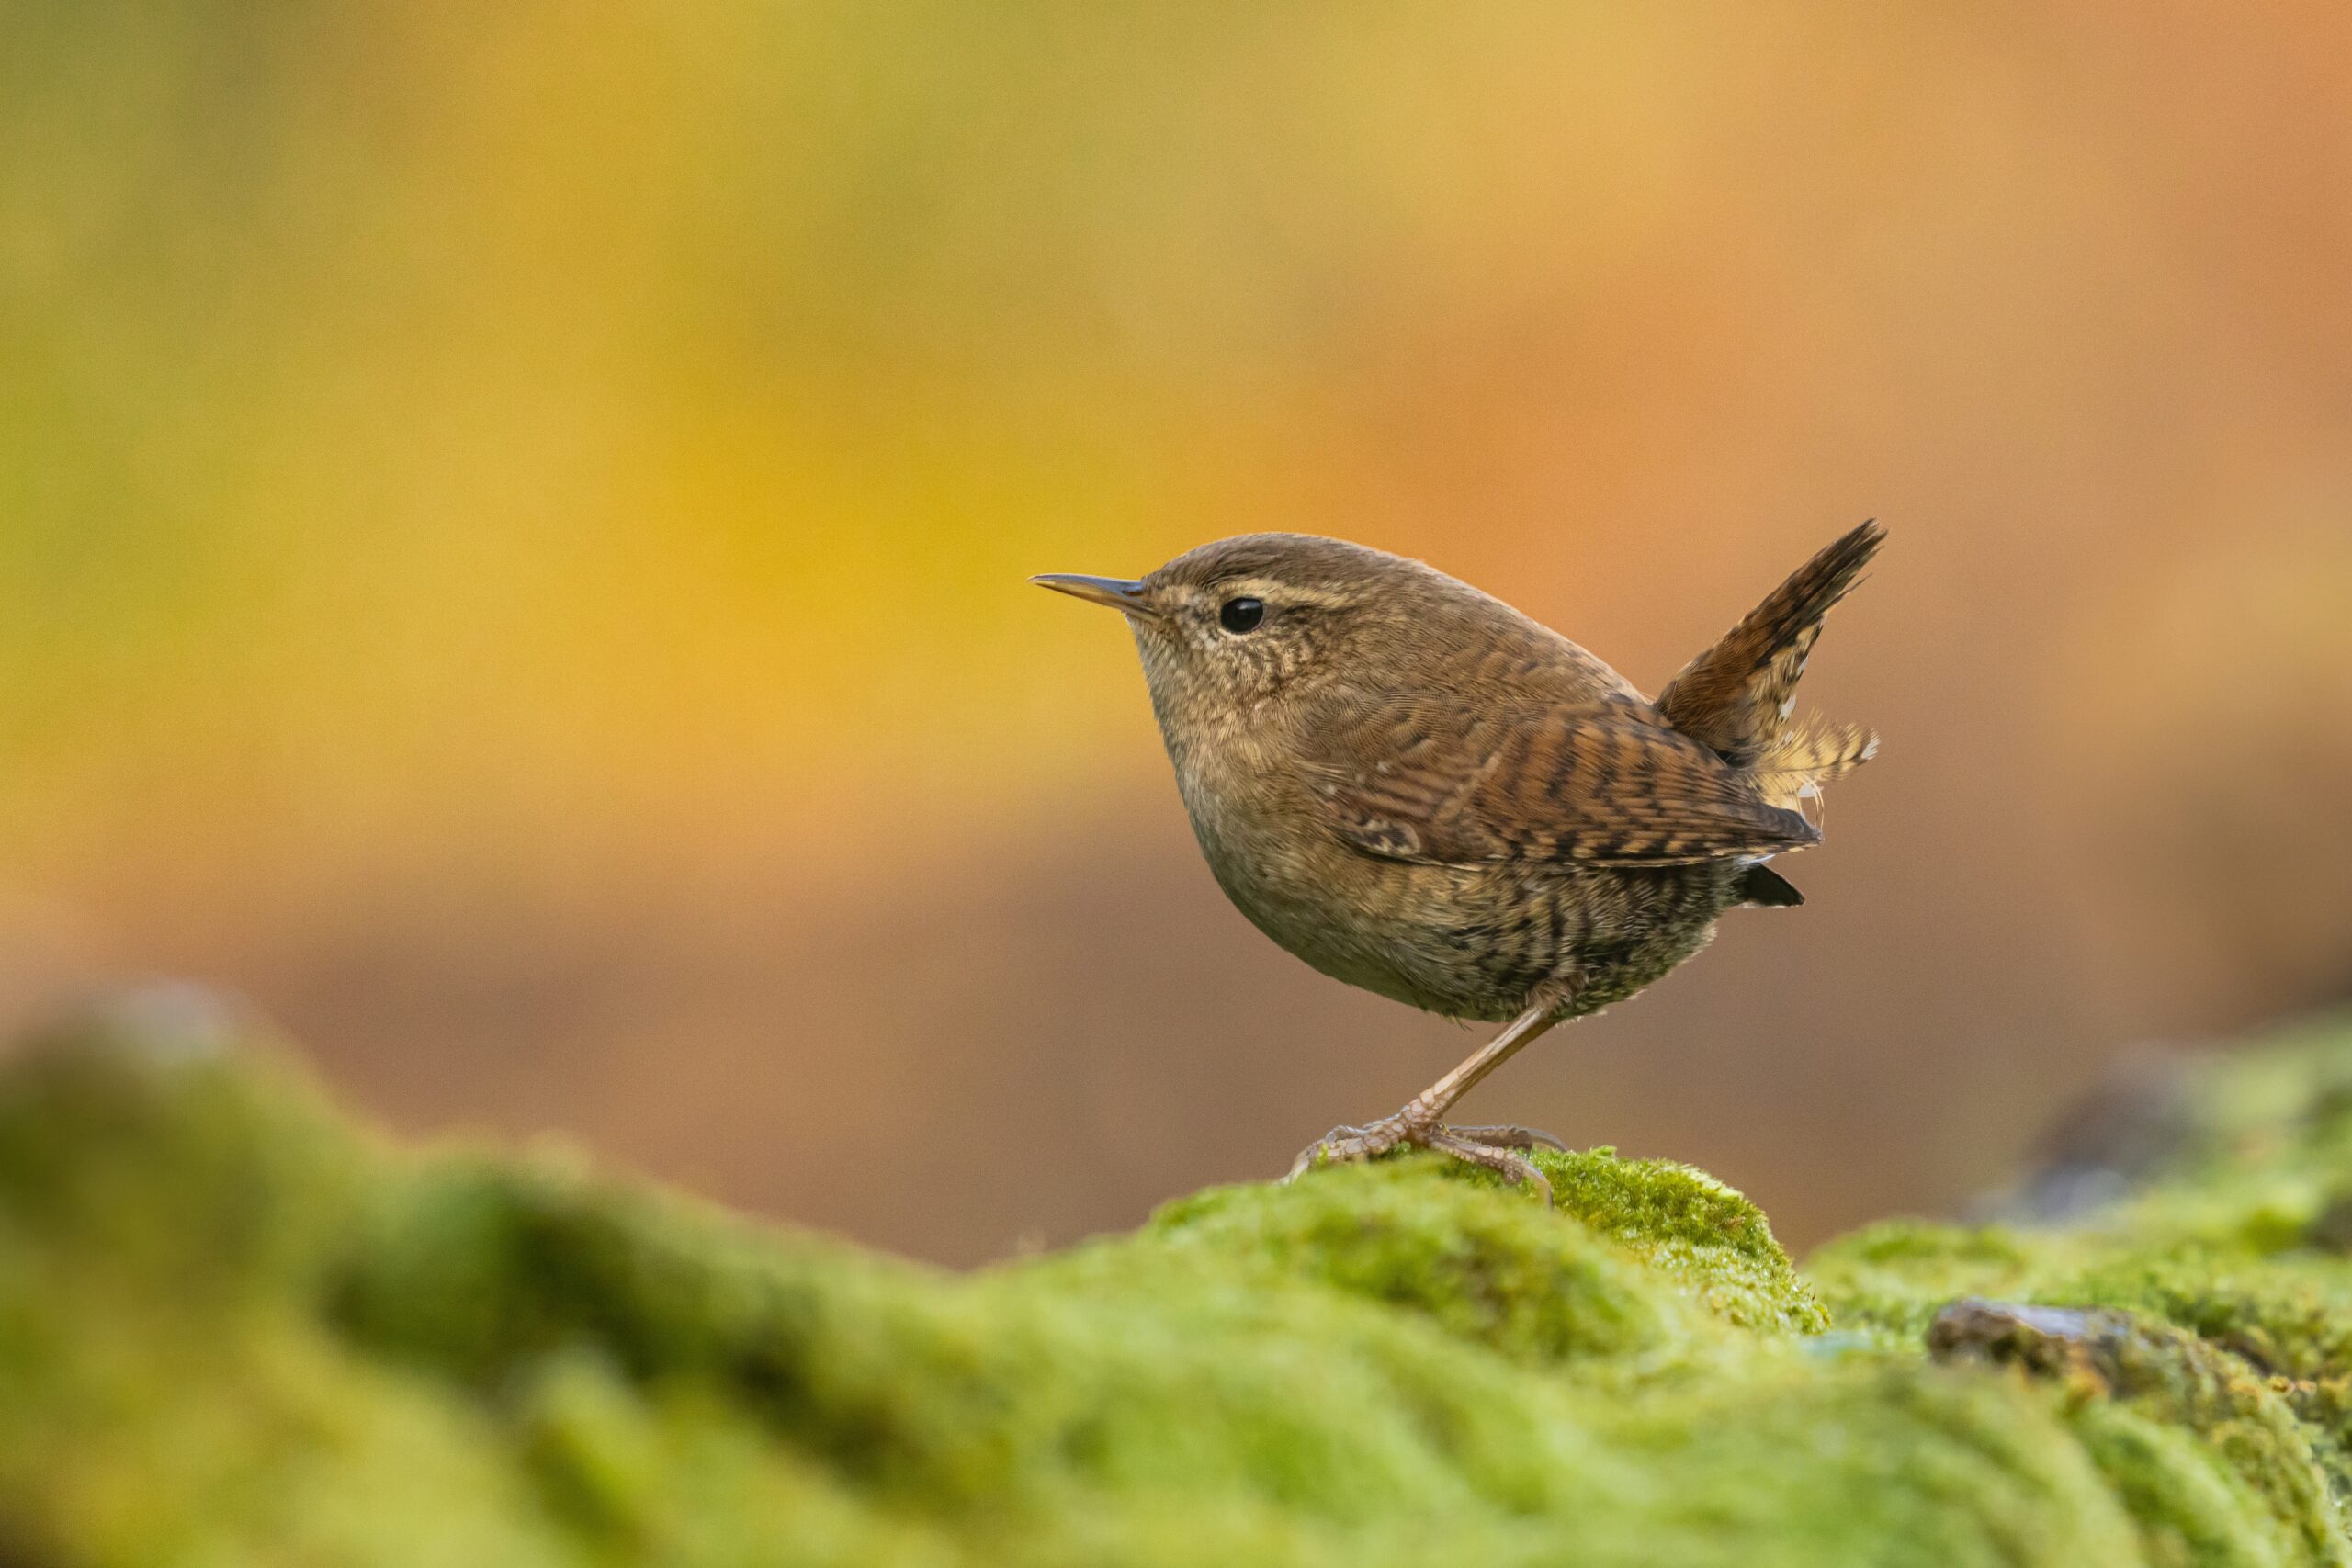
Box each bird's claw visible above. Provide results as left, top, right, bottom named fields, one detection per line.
left=1283, top=1119, right=1404, bottom=1183
left=1283, top=1114, right=1561, bottom=1204
left=1424, top=1128, right=1555, bottom=1206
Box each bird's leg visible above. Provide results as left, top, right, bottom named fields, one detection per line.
left=1283, top=998, right=1568, bottom=1199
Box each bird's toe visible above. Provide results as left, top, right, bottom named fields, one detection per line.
left=1423, top=1128, right=1556, bottom=1205
left=1442, top=1122, right=1568, bottom=1153
left=1283, top=1117, right=1414, bottom=1181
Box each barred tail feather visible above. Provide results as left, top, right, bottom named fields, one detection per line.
left=1747, top=718, right=1879, bottom=818
left=1658, top=520, right=1885, bottom=768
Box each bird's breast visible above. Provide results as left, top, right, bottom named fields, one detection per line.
left=1166, top=734, right=1739, bottom=1021
left=1166, top=737, right=1515, bottom=1018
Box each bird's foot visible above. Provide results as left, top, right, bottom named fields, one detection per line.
left=1283, top=1118, right=1408, bottom=1176
left=1283, top=1112, right=1562, bottom=1204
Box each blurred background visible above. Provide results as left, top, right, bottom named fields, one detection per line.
left=4, top=2, right=2348, bottom=1264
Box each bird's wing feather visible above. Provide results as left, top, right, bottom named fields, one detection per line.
left=1301, top=695, right=1821, bottom=867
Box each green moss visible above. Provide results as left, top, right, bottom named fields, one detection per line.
left=1537, top=1145, right=1831, bottom=1335
left=11, top=1006, right=2352, bottom=1562
left=1926, top=1299, right=2350, bottom=1564
left=1138, top=1155, right=1712, bottom=1369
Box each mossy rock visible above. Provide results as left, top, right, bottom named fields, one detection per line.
left=5, top=999, right=2352, bottom=1564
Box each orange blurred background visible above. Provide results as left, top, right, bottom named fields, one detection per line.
left=4, top=3, right=2349, bottom=1262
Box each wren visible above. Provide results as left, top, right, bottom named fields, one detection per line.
left=1034, top=523, right=1883, bottom=1201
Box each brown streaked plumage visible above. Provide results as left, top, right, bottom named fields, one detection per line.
left=1033, top=521, right=1884, bottom=1201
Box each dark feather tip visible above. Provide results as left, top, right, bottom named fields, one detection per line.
left=1738, top=863, right=1806, bottom=907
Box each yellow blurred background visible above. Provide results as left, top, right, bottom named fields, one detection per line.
left=5, top=2, right=2349, bottom=1262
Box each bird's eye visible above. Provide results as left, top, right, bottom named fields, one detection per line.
left=1218, top=597, right=1266, bottom=634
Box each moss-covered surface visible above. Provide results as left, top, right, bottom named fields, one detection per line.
left=8, top=1002, right=2352, bottom=1564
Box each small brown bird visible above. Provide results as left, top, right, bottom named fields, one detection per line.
left=1034, top=523, right=1883, bottom=1201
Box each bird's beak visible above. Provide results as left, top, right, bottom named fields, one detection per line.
left=1029, top=573, right=1160, bottom=619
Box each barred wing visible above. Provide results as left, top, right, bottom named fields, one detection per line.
left=1302, top=695, right=1819, bottom=868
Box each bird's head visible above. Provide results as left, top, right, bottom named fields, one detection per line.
left=1032, top=534, right=1510, bottom=738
